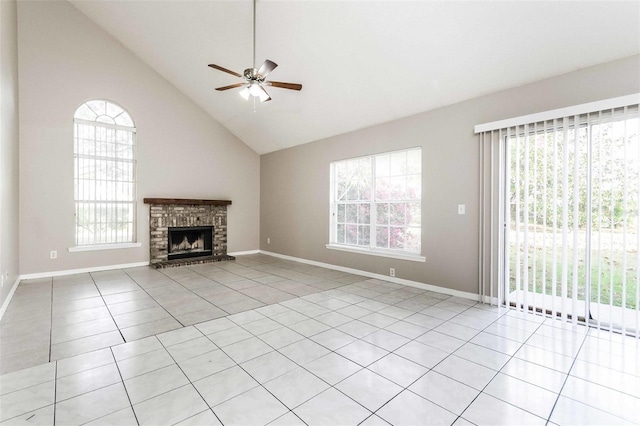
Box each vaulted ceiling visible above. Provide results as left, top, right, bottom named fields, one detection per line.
left=69, top=0, right=640, bottom=155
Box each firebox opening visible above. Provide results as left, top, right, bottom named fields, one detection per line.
left=168, top=226, right=213, bottom=260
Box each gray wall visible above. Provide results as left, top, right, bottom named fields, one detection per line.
left=0, top=0, right=20, bottom=308
left=18, top=1, right=260, bottom=275
left=261, top=55, right=640, bottom=295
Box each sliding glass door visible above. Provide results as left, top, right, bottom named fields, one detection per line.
left=505, top=107, right=639, bottom=333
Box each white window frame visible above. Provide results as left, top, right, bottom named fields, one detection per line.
left=71, top=99, right=139, bottom=250
left=327, top=147, right=425, bottom=262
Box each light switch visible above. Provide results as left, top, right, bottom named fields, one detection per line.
left=458, top=204, right=465, bottom=215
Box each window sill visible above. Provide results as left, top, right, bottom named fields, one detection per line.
left=325, top=244, right=426, bottom=262
left=68, top=243, right=142, bottom=252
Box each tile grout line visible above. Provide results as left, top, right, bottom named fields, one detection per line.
left=108, top=346, right=141, bottom=426
left=53, top=361, right=58, bottom=426
left=48, top=277, right=54, bottom=363
left=542, top=326, right=594, bottom=425
left=156, top=334, right=227, bottom=425
left=88, top=271, right=129, bottom=345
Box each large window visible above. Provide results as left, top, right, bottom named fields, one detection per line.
left=73, top=100, right=137, bottom=247
left=329, top=147, right=423, bottom=260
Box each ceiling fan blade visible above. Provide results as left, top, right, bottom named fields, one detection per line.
left=266, top=81, right=303, bottom=91
left=258, top=86, right=272, bottom=102
left=215, top=83, right=246, bottom=91
left=208, top=64, right=242, bottom=78
left=258, top=60, right=278, bottom=78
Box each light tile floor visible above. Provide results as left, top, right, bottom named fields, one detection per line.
left=0, top=254, right=639, bottom=425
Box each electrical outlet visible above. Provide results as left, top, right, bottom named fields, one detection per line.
left=390, top=268, right=396, bottom=277
left=50, top=250, right=57, bottom=259
left=267, top=237, right=271, bottom=244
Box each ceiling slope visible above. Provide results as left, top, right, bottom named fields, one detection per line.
left=69, top=0, right=640, bottom=154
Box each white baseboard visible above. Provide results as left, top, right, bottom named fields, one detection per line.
left=259, top=250, right=482, bottom=302
left=482, top=295, right=500, bottom=305
left=227, top=250, right=260, bottom=256
left=0, top=276, right=22, bottom=322
left=20, top=261, right=150, bottom=280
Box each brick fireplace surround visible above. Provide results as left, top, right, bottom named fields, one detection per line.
left=144, top=198, right=234, bottom=268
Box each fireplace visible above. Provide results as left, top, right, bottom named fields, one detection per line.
left=144, top=198, right=233, bottom=268
left=168, top=226, right=213, bottom=260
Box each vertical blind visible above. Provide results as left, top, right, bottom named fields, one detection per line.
left=477, top=95, right=640, bottom=337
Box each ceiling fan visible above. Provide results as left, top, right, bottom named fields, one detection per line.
left=208, top=0, right=302, bottom=103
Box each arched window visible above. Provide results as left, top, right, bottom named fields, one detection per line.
left=73, top=100, right=137, bottom=246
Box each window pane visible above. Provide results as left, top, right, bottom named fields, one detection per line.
left=405, top=227, right=421, bottom=253
left=346, top=224, right=357, bottom=245
left=358, top=203, right=370, bottom=224
left=358, top=179, right=371, bottom=201
left=347, top=183, right=359, bottom=201
left=390, top=203, right=407, bottom=226
left=87, top=100, right=106, bottom=116
left=390, top=151, right=407, bottom=176
left=337, top=204, right=345, bottom=223
left=106, top=101, right=124, bottom=118
left=337, top=182, right=347, bottom=201
left=358, top=225, right=370, bottom=246
left=407, top=175, right=421, bottom=199
left=335, top=162, right=347, bottom=181
left=376, top=226, right=389, bottom=248
left=408, top=202, right=421, bottom=226
left=346, top=204, right=357, bottom=223
left=376, top=203, right=389, bottom=225
left=75, top=103, right=97, bottom=120
left=389, top=227, right=405, bottom=249
left=375, top=177, right=390, bottom=200
left=115, top=113, right=134, bottom=127
left=338, top=224, right=346, bottom=243
left=376, top=154, right=390, bottom=177
left=407, top=149, right=421, bottom=174
left=358, top=158, right=371, bottom=177
left=390, top=176, right=406, bottom=199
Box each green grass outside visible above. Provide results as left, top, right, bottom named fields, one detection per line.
left=509, top=244, right=638, bottom=310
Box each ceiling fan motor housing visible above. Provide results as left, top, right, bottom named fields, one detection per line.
left=244, top=68, right=261, bottom=81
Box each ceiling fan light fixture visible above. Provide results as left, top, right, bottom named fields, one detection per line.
left=239, top=86, right=251, bottom=100
left=248, top=82, right=263, bottom=97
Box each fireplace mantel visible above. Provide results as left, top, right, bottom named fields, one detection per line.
left=144, top=198, right=232, bottom=206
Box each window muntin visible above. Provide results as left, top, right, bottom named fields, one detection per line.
left=331, top=147, right=422, bottom=255
left=74, top=100, right=137, bottom=246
